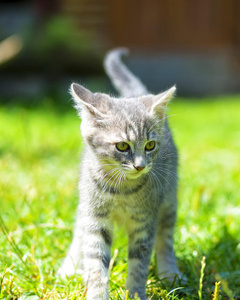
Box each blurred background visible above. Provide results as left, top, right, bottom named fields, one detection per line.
left=1, top=0, right=240, bottom=101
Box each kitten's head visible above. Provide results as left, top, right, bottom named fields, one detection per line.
left=71, top=83, right=175, bottom=180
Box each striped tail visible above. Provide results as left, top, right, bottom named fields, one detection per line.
left=104, top=48, right=148, bottom=97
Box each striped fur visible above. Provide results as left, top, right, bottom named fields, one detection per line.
left=58, top=49, right=183, bottom=300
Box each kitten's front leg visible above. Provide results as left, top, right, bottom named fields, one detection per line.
left=155, top=202, right=182, bottom=281
left=83, top=217, right=113, bottom=300
left=58, top=215, right=84, bottom=277
left=126, top=220, right=156, bottom=300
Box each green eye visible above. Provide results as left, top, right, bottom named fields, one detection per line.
left=145, top=141, right=155, bottom=151
left=116, top=142, right=130, bottom=152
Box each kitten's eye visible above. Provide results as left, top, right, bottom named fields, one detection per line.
left=145, top=141, right=155, bottom=151
left=116, top=142, right=130, bottom=152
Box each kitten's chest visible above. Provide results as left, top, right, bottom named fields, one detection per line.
left=85, top=169, right=162, bottom=222
left=110, top=196, right=143, bottom=227
left=106, top=189, right=159, bottom=225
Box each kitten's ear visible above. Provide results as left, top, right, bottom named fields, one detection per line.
left=142, top=86, right=176, bottom=117
left=70, top=83, right=106, bottom=119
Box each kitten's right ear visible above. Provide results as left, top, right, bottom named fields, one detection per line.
left=71, top=83, right=105, bottom=119
left=141, top=86, right=176, bottom=118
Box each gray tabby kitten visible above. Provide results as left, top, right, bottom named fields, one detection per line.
left=58, top=48, right=182, bottom=300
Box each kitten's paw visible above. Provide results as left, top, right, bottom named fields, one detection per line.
left=158, top=267, right=186, bottom=283
left=159, top=273, right=187, bottom=284
left=57, top=257, right=83, bottom=278
left=126, top=290, right=147, bottom=300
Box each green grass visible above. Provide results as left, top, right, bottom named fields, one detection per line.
left=0, top=96, right=240, bottom=299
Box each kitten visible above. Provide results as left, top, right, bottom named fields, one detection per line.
left=58, top=48, right=182, bottom=300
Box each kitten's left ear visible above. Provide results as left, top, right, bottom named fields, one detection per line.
left=70, top=83, right=108, bottom=119
left=142, top=86, right=176, bottom=117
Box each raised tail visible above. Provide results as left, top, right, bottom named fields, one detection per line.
left=104, top=48, right=148, bottom=97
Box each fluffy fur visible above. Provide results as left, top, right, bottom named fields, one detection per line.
left=58, top=48, right=182, bottom=300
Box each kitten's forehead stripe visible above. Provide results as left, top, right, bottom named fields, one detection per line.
left=114, top=101, right=149, bottom=143
left=127, top=123, right=139, bottom=142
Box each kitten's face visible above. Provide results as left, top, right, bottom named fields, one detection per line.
left=81, top=98, right=162, bottom=180
left=110, top=137, right=159, bottom=180
left=71, top=83, right=175, bottom=181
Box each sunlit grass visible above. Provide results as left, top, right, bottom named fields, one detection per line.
left=0, top=96, right=240, bottom=299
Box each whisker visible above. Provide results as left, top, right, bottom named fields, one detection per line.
left=96, top=168, right=119, bottom=187
left=153, top=164, right=179, bottom=176
left=150, top=169, right=166, bottom=198
left=113, top=170, right=122, bottom=193
left=152, top=168, right=175, bottom=194
left=115, top=170, right=126, bottom=193
left=148, top=114, right=178, bottom=132
left=99, top=168, right=120, bottom=193
left=112, top=170, right=123, bottom=194
left=149, top=172, right=160, bottom=200
left=105, top=169, right=121, bottom=193
left=121, top=172, right=126, bottom=190
left=154, top=167, right=178, bottom=184
left=148, top=119, right=163, bottom=133
left=99, top=163, right=119, bottom=167
left=154, top=165, right=178, bottom=175
left=153, top=163, right=184, bottom=182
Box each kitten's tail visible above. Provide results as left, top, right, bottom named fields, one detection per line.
left=104, top=48, right=148, bottom=97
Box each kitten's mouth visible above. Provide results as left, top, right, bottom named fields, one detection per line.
left=126, top=167, right=150, bottom=179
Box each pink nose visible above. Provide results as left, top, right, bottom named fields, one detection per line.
left=134, top=166, right=145, bottom=172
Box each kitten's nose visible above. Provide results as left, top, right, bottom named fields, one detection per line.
left=134, top=165, right=145, bottom=172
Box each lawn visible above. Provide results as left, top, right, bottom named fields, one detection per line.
left=0, top=96, right=240, bottom=299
